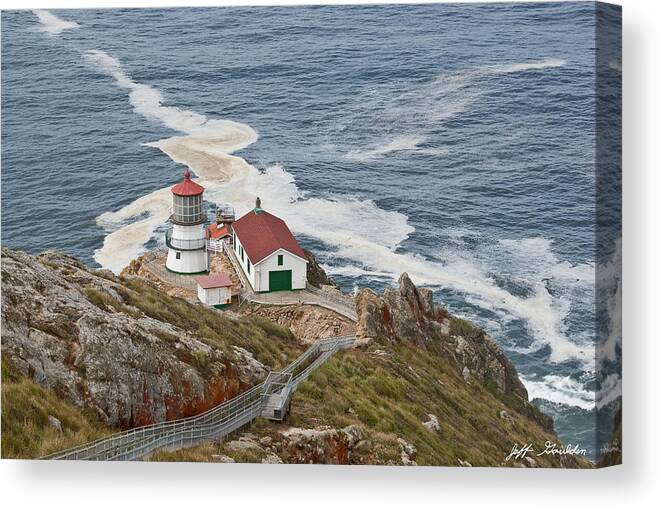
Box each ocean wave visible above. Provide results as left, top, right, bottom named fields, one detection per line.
left=349, top=237, right=592, bottom=365
left=32, top=10, right=79, bottom=36
left=522, top=374, right=595, bottom=410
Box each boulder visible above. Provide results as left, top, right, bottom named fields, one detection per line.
left=48, top=415, right=63, bottom=434
left=212, top=454, right=235, bottom=463
left=280, top=425, right=365, bottom=465
left=261, top=453, right=284, bottom=464
left=423, top=414, right=441, bottom=434
left=303, top=248, right=337, bottom=289
left=398, top=437, right=417, bottom=466
left=500, top=410, right=514, bottom=425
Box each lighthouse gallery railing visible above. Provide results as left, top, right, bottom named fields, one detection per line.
left=165, top=229, right=207, bottom=251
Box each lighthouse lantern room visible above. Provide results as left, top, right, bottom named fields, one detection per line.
left=165, top=168, right=208, bottom=274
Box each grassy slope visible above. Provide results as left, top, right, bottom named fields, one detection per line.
left=290, top=338, right=582, bottom=467
left=2, top=254, right=591, bottom=466
left=114, top=277, right=302, bottom=370
left=1, top=360, right=110, bottom=459
left=151, top=336, right=592, bottom=468
left=1, top=258, right=302, bottom=459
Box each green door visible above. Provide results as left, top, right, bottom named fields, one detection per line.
left=268, top=270, right=292, bottom=291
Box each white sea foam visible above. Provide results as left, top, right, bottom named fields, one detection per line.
left=94, top=187, right=172, bottom=275
left=521, top=374, right=595, bottom=410
left=490, top=58, right=567, bottom=74
left=87, top=49, right=592, bottom=376
left=32, top=10, right=79, bottom=36
left=597, top=238, right=622, bottom=364
left=85, top=50, right=258, bottom=272
left=597, top=373, right=621, bottom=409
left=342, top=58, right=566, bottom=161
left=346, top=135, right=426, bottom=161
left=325, top=235, right=594, bottom=366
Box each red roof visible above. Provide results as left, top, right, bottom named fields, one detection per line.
left=171, top=168, right=204, bottom=196
left=207, top=223, right=231, bottom=240
left=196, top=273, right=233, bottom=289
left=232, top=209, right=307, bottom=264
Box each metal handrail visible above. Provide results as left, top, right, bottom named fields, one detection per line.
left=42, top=334, right=355, bottom=461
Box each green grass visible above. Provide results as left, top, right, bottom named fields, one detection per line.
left=145, top=338, right=592, bottom=467
left=286, top=337, right=593, bottom=468
left=1, top=360, right=110, bottom=459
left=115, top=278, right=301, bottom=369
left=448, top=316, right=483, bottom=340
left=150, top=442, right=223, bottom=462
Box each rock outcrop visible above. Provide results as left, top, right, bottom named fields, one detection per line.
left=355, top=273, right=528, bottom=401
left=303, top=248, right=337, bottom=289
left=356, top=273, right=449, bottom=345
left=1, top=248, right=268, bottom=429
left=241, top=303, right=356, bottom=344
left=280, top=425, right=365, bottom=464
left=217, top=425, right=372, bottom=465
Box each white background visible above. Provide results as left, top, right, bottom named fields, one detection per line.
left=1, top=0, right=658, bottom=506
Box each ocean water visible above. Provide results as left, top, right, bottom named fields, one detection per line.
left=1, top=3, right=621, bottom=461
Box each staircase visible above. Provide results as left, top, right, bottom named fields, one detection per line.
left=42, top=335, right=355, bottom=461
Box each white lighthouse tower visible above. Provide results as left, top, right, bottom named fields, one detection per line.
left=165, top=168, right=208, bottom=274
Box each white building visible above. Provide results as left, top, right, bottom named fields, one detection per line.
left=165, top=168, right=208, bottom=274
left=232, top=199, right=308, bottom=292
left=196, top=273, right=233, bottom=308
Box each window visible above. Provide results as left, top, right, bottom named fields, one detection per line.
left=176, top=252, right=181, bottom=260
left=247, top=260, right=251, bottom=274
left=173, top=194, right=203, bottom=224
left=240, top=246, right=244, bottom=261
left=277, top=254, right=283, bottom=266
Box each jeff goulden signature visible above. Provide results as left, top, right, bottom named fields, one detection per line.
left=505, top=441, right=587, bottom=462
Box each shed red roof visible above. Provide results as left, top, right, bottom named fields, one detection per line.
left=196, top=273, right=233, bottom=289
left=207, top=223, right=231, bottom=240
left=232, top=209, right=307, bottom=264
left=171, top=168, right=204, bottom=196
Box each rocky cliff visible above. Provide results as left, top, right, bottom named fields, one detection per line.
left=355, top=273, right=552, bottom=433
left=2, top=248, right=588, bottom=467
left=151, top=273, right=587, bottom=467
left=356, top=274, right=530, bottom=402
left=1, top=248, right=298, bottom=433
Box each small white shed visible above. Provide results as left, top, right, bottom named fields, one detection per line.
left=196, top=273, right=233, bottom=308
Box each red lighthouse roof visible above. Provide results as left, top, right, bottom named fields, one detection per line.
left=171, top=168, right=204, bottom=196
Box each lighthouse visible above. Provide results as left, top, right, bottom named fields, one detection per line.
left=165, top=168, right=208, bottom=274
